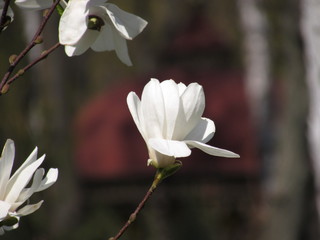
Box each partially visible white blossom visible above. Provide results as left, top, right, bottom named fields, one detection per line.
left=127, top=78, right=240, bottom=168
left=0, top=139, right=58, bottom=235
left=59, top=0, right=148, bottom=66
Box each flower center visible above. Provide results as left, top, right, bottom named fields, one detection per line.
left=87, top=15, right=105, bottom=31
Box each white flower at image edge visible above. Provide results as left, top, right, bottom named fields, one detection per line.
left=58, top=0, right=148, bottom=66
left=127, top=78, right=240, bottom=168
left=0, top=139, right=58, bottom=235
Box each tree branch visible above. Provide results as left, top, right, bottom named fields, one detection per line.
left=0, top=0, right=61, bottom=94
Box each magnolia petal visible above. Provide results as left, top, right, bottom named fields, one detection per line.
left=36, top=168, right=58, bottom=192
left=185, top=141, right=240, bottom=158
left=181, top=83, right=205, bottom=123
left=0, top=227, right=4, bottom=235
left=148, top=138, right=191, bottom=158
left=140, top=79, right=166, bottom=139
left=59, top=0, right=88, bottom=45
left=65, top=30, right=99, bottom=56
left=16, top=200, right=43, bottom=216
left=127, top=92, right=147, bottom=140
left=91, top=23, right=115, bottom=51
left=185, top=117, right=215, bottom=143
left=15, top=0, right=52, bottom=10
left=112, top=29, right=132, bottom=66
left=5, top=156, right=45, bottom=204
left=105, top=3, right=148, bottom=40
left=0, top=201, right=11, bottom=219
left=159, top=80, right=181, bottom=139
left=177, top=82, right=187, bottom=95
left=5, top=147, right=38, bottom=195
left=0, top=140, right=15, bottom=199
left=16, top=168, right=44, bottom=205
left=2, top=220, right=19, bottom=231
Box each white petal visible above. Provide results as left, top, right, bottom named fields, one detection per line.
left=15, top=0, right=52, bottom=10
left=177, top=82, right=187, bottom=95
left=59, top=0, right=88, bottom=45
left=148, top=138, right=191, bottom=158
left=15, top=168, right=44, bottom=205
left=174, top=83, right=205, bottom=140
left=16, top=200, right=43, bottom=216
left=5, top=147, right=38, bottom=195
left=112, top=29, right=132, bottom=66
left=127, top=92, right=146, bottom=140
left=3, top=221, right=19, bottom=231
left=185, top=118, right=215, bottom=143
left=36, top=168, right=58, bottom=192
left=0, top=227, right=4, bottom=235
left=181, top=82, right=205, bottom=122
left=185, top=141, right=240, bottom=158
left=5, top=155, right=45, bottom=204
left=105, top=3, right=147, bottom=40
left=0, top=201, right=11, bottom=219
left=65, top=30, right=99, bottom=56
left=140, top=79, right=166, bottom=139
left=91, top=23, right=115, bottom=51
left=0, top=140, right=15, bottom=199
left=159, top=80, right=181, bottom=139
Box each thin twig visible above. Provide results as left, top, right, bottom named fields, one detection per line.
left=0, top=0, right=60, bottom=94
left=0, top=0, right=12, bottom=32
left=109, top=172, right=163, bottom=240
left=6, top=42, right=61, bottom=86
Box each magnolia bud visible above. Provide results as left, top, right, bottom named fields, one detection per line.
left=34, top=36, right=43, bottom=44
left=1, top=84, right=10, bottom=94
left=9, top=54, right=17, bottom=64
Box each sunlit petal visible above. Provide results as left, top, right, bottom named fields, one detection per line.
left=105, top=3, right=148, bottom=40
left=185, top=141, right=240, bottom=158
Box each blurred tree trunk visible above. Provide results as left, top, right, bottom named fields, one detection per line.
left=238, top=0, right=270, bottom=125
left=259, top=0, right=309, bottom=240
left=301, top=0, right=320, bottom=229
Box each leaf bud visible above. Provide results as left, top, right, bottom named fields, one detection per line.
left=9, top=54, right=17, bottom=64
left=34, top=35, right=43, bottom=44
left=1, top=84, right=10, bottom=94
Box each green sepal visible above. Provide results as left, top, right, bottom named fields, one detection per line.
left=158, top=161, right=182, bottom=181
left=56, top=4, right=64, bottom=16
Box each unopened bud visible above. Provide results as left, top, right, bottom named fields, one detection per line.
left=1, top=84, right=10, bottom=94
left=41, top=50, right=48, bottom=57
left=35, top=36, right=43, bottom=44
left=43, top=9, right=49, bottom=17
left=9, top=54, right=17, bottom=64
left=17, top=69, right=25, bottom=76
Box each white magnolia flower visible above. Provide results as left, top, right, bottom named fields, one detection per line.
left=0, top=139, right=58, bottom=235
left=0, top=1, right=14, bottom=31
left=127, top=78, right=240, bottom=168
left=59, top=0, right=148, bottom=66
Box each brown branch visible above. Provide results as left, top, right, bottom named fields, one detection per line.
left=5, top=42, right=61, bottom=88
left=109, top=172, right=163, bottom=240
left=0, top=0, right=60, bottom=94
left=0, top=0, right=12, bottom=32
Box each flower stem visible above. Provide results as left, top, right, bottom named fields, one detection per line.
left=109, top=170, right=164, bottom=240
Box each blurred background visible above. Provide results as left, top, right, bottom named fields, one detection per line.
left=0, top=0, right=318, bottom=239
